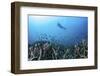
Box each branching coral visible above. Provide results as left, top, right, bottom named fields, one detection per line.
left=28, top=39, right=88, bottom=61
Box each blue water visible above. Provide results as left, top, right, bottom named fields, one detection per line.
left=28, top=15, right=88, bottom=46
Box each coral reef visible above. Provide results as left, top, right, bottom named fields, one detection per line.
left=28, top=39, right=88, bottom=61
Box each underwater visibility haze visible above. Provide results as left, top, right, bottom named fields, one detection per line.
left=28, top=15, right=88, bottom=61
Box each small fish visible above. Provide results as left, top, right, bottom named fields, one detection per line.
left=57, top=23, right=66, bottom=30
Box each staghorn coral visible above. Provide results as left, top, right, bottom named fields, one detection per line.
left=28, top=39, right=88, bottom=61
